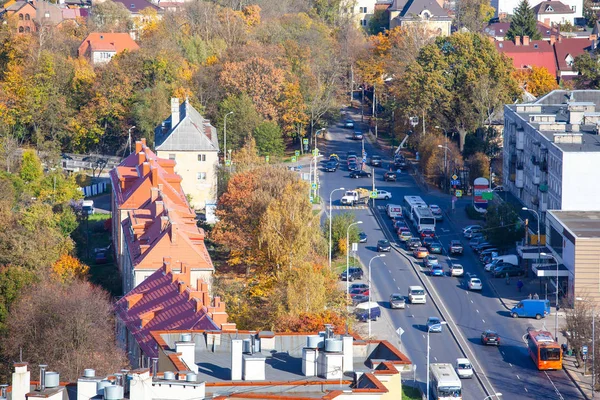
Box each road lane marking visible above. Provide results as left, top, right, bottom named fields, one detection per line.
left=422, top=334, right=425, bottom=339
left=517, top=375, right=520, bottom=380
left=383, top=262, right=386, bottom=266
left=388, top=269, right=392, bottom=273
left=393, top=278, right=396, bottom=282
left=509, top=363, right=512, bottom=367
left=524, top=387, right=528, bottom=393
left=471, top=300, right=474, bottom=303
left=544, top=371, right=565, bottom=399
left=476, top=309, right=480, bottom=313
left=482, top=319, right=485, bottom=323
left=434, top=357, right=438, bottom=361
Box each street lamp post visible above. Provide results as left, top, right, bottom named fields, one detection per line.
left=346, top=221, right=363, bottom=309
left=224, top=111, right=234, bottom=164
left=128, top=126, right=136, bottom=155
left=523, top=207, right=541, bottom=263
left=541, top=252, right=560, bottom=340
left=368, top=254, right=385, bottom=339
left=427, top=321, right=448, bottom=400
left=483, top=394, right=503, bottom=400
left=576, top=297, right=595, bottom=397
left=437, top=144, right=449, bottom=193
left=329, top=188, right=345, bottom=269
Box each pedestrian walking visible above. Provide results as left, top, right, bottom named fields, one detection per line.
left=517, top=279, right=524, bottom=292
left=528, top=293, right=533, bottom=299
left=533, top=293, right=539, bottom=299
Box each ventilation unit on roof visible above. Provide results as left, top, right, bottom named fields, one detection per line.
left=163, top=371, right=175, bottom=380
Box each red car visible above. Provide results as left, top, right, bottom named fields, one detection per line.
left=420, top=229, right=435, bottom=239
left=349, top=288, right=369, bottom=298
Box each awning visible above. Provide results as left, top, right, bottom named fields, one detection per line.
left=532, top=263, right=570, bottom=277
left=517, top=245, right=552, bottom=260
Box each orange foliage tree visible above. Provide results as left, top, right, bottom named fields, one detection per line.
left=52, top=254, right=89, bottom=283
left=513, top=66, right=559, bottom=97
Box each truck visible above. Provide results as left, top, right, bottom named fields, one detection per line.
left=340, top=188, right=370, bottom=206
left=511, top=299, right=551, bottom=319
left=82, top=200, right=95, bottom=215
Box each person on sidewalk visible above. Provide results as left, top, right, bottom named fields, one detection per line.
left=529, top=293, right=533, bottom=299
left=517, top=279, right=524, bottom=292
left=533, top=293, right=539, bottom=300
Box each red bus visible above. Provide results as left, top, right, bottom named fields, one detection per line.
left=526, top=328, right=563, bottom=370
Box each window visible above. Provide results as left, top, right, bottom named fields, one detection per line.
left=196, top=172, right=207, bottom=180
left=571, top=5, right=576, bottom=12
left=198, top=154, right=206, bottom=162
left=361, top=19, right=367, bottom=26
left=45, top=11, right=50, bottom=18
left=18, top=26, right=24, bottom=32
left=169, top=154, right=176, bottom=160
left=25, top=26, right=30, bottom=32
left=18, top=13, right=23, bottom=20
left=25, top=14, right=30, bottom=20
left=359, top=6, right=367, bottom=13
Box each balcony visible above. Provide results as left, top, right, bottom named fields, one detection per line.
left=516, top=169, right=524, bottom=188
left=516, top=163, right=524, bottom=170
left=516, top=129, right=525, bottom=150
left=531, top=155, right=539, bottom=165
left=540, top=160, right=548, bottom=172
left=540, top=183, right=548, bottom=192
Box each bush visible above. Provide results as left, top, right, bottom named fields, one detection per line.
left=465, top=204, right=486, bottom=220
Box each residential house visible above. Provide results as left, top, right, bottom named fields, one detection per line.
left=114, top=258, right=232, bottom=368
left=112, top=0, right=161, bottom=16
left=484, top=21, right=561, bottom=40
left=388, top=0, right=452, bottom=37
left=1, top=1, right=37, bottom=33
left=532, top=1, right=576, bottom=26
left=154, top=98, right=219, bottom=211
left=495, top=0, right=583, bottom=22
left=78, top=32, right=140, bottom=65
left=4, top=328, right=412, bottom=399
left=553, top=35, right=596, bottom=80
left=341, top=0, right=382, bottom=28
left=35, top=0, right=88, bottom=28
left=495, top=35, right=558, bottom=76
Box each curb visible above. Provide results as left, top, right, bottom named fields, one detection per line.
left=562, top=364, right=591, bottom=400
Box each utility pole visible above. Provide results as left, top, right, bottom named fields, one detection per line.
left=350, top=66, right=354, bottom=104
left=422, top=110, right=426, bottom=135
left=361, top=86, right=365, bottom=122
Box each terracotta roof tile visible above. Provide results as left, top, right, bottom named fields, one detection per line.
left=553, top=38, right=592, bottom=72
left=496, top=39, right=558, bottom=76
left=78, top=32, right=139, bottom=58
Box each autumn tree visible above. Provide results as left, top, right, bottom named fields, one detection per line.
left=455, top=0, right=495, bottom=32
left=513, top=66, right=558, bottom=97
left=417, top=134, right=463, bottom=187
left=217, top=93, right=262, bottom=151
left=484, top=203, right=524, bottom=247
left=52, top=254, right=89, bottom=283
left=368, top=9, right=388, bottom=35
left=0, top=266, right=36, bottom=331
left=506, top=0, right=542, bottom=41
left=2, top=279, right=129, bottom=380
left=89, top=0, right=132, bottom=32
left=19, top=150, right=43, bottom=183
left=330, top=212, right=360, bottom=256
left=467, top=152, right=490, bottom=185
left=463, top=126, right=502, bottom=159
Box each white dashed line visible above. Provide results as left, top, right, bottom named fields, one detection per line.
left=476, top=309, right=480, bottom=313
left=434, top=357, right=438, bottom=361
left=388, top=269, right=392, bottom=274
left=383, top=262, right=386, bottom=266
left=517, top=375, right=521, bottom=380
left=482, top=319, right=485, bottom=323
left=470, top=300, right=474, bottom=303
left=509, top=363, right=512, bottom=367
left=393, top=278, right=396, bottom=282
left=422, top=334, right=425, bottom=339
left=524, top=387, right=528, bottom=392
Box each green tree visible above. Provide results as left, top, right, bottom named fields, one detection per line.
left=467, top=152, right=490, bottom=185
left=0, top=266, right=36, bottom=331
left=455, top=0, right=495, bottom=32
left=463, top=127, right=502, bottom=159
left=253, top=121, right=285, bottom=156
left=217, top=94, right=263, bottom=152
left=506, top=0, right=542, bottom=41
left=368, top=9, right=389, bottom=35
left=329, top=212, right=360, bottom=256
left=484, top=203, right=524, bottom=247
left=19, top=150, right=43, bottom=183
left=574, top=52, right=600, bottom=89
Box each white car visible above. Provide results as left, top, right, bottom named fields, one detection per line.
left=375, top=190, right=392, bottom=200
left=450, top=264, right=464, bottom=277
left=456, top=358, right=474, bottom=379
left=462, top=224, right=482, bottom=234
left=467, top=277, right=483, bottom=291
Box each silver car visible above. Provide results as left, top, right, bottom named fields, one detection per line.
left=389, top=293, right=406, bottom=309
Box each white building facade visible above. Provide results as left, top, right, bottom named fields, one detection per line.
left=496, top=0, right=582, bottom=21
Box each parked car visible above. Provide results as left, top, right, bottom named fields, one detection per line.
left=413, top=247, right=429, bottom=259
left=463, top=225, right=482, bottom=234
left=481, top=252, right=500, bottom=265
left=350, top=283, right=369, bottom=291
left=344, top=119, right=354, bottom=128
left=377, top=239, right=391, bottom=252
left=481, top=330, right=501, bottom=346
left=352, top=294, right=370, bottom=306
left=428, top=241, right=443, bottom=254
left=492, top=265, right=525, bottom=278
left=389, top=293, right=406, bottom=309
left=375, top=190, right=392, bottom=200
left=420, top=229, right=436, bottom=239
left=464, top=227, right=482, bottom=239
left=427, top=317, right=444, bottom=332
left=370, top=155, right=382, bottom=167
left=469, top=237, right=486, bottom=248
left=359, top=232, right=368, bottom=243
left=324, top=161, right=337, bottom=172
left=407, top=238, right=422, bottom=250
left=349, top=288, right=369, bottom=298
left=350, top=170, right=372, bottom=179
left=340, top=267, right=364, bottom=281
left=474, top=243, right=495, bottom=254
left=467, top=276, right=483, bottom=291
left=348, top=162, right=359, bottom=171
left=355, top=304, right=381, bottom=322
left=455, top=358, right=474, bottom=379
left=431, top=265, right=444, bottom=277
left=485, top=255, right=518, bottom=271
left=429, top=204, right=443, bottom=221
left=384, top=171, right=397, bottom=181
left=479, top=248, right=499, bottom=261
left=95, top=252, right=108, bottom=264
left=424, top=255, right=439, bottom=268
left=450, top=264, right=464, bottom=277
left=449, top=240, right=464, bottom=255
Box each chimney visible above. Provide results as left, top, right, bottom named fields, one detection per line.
left=150, top=187, right=159, bottom=202
left=160, top=215, right=169, bottom=232
left=515, top=35, right=521, bottom=46
left=151, top=166, right=158, bottom=187
left=156, top=201, right=164, bottom=217
left=142, top=162, right=150, bottom=177
left=135, top=141, right=143, bottom=153
left=231, top=340, right=243, bottom=380
left=178, top=281, right=187, bottom=294
left=152, top=358, right=158, bottom=379
left=11, top=363, right=30, bottom=400
left=342, top=335, right=354, bottom=373
left=591, top=34, right=598, bottom=50
left=120, top=177, right=126, bottom=190
left=195, top=298, right=204, bottom=312
left=175, top=334, right=198, bottom=373
left=523, top=35, right=530, bottom=46
left=550, top=35, right=556, bottom=45
left=170, top=222, right=177, bottom=243
left=163, top=256, right=172, bottom=274
left=137, top=151, right=146, bottom=165
left=170, top=98, right=180, bottom=128
left=39, top=364, right=47, bottom=391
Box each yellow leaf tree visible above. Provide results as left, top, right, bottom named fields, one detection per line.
left=513, top=66, right=559, bottom=97
left=52, top=254, right=89, bottom=283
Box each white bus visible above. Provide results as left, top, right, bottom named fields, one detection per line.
left=430, top=363, right=462, bottom=400
left=403, top=195, right=428, bottom=219
left=413, top=207, right=436, bottom=232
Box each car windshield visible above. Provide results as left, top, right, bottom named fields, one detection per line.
left=411, top=289, right=425, bottom=295
left=379, top=240, right=389, bottom=245
left=457, top=362, right=472, bottom=369
left=428, top=256, right=437, bottom=260
left=438, top=387, right=461, bottom=396
left=472, top=279, right=481, bottom=284
left=453, top=265, right=463, bottom=269
left=485, top=332, right=497, bottom=338
left=433, top=265, right=442, bottom=270
left=540, top=348, right=561, bottom=361
left=429, top=318, right=440, bottom=324
left=391, top=295, right=403, bottom=301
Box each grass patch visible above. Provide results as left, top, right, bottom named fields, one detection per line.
left=402, top=385, right=422, bottom=400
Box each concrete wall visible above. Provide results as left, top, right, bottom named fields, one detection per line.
left=561, top=152, right=600, bottom=210
left=538, top=13, right=575, bottom=26
left=156, top=150, right=218, bottom=210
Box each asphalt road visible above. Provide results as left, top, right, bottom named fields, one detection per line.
left=317, top=115, right=584, bottom=400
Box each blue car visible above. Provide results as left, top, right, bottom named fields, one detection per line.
left=431, top=265, right=444, bottom=277
left=428, top=241, right=443, bottom=254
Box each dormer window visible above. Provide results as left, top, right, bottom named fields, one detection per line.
left=566, top=54, right=574, bottom=66
left=131, top=3, right=135, bottom=8
left=44, top=12, right=50, bottom=18
left=545, top=5, right=554, bottom=12
left=421, top=10, right=432, bottom=19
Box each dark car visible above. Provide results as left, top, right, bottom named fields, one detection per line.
left=471, top=240, right=490, bottom=250
left=492, top=265, right=525, bottom=278
left=420, top=229, right=436, bottom=239
left=370, top=155, right=382, bottom=167
left=428, top=241, right=443, bottom=254
left=348, top=151, right=358, bottom=159
left=350, top=283, right=369, bottom=291
left=359, top=232, right=368, bottom=243
left=350, top=170, right=372, bottom=179
left=355, top=305, right=381, bottom=322
left=384, top=171, right=397, bottom=181
left=328, top=157, right=339, bottom=167
left=340, top=267, right=364, bottom=281
left=474, top=243, right=495, bottom=254
left=481, top=330, right=501, bottom=346
left=407, top=238, right=422, bottom=250
left=344, top=119, right=354, bottom=128
left=422, top=237, right=434, bottom=248
left=394, top=219, right=408, bottom=230
left=349, top=287, right=369, bottom=298
left=352, top=294, right=370, bottom=306
left=348, top=162, right=359, bottom=171
left=325, top=161, right=337, bottom=172
left=95, top=252, right=108, bottom=264
left=353, top=129, right=364, bottom=140
left=449, top=240, right=464, bottom=255
left=377, top=239, right=391, bottom=252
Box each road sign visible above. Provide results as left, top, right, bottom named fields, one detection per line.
left=452, top=174, right=458, bottom=180
left=450, top=179, right=460, bottom=186
left=295, top=150, right=300, bottom=157
left=583, top=346, right=589, bottom=354
left=225, top=160, right=231, bottom=166
left=303, top=138, right=309, bottom=145
left=396, top=327, right=404, bottom=337
left=456, top=190, right=463, bottom=197
left=309, top=196, right=313, bottom=203
left=370, top=191, right=377, bottom=199
left=362, top=157, right=367, bottom=163
left=297, top=165, right=302, bottom=170
left=311, top=183, right=317, bottom=190
left=291, top=156, right=297, bottom=162
left=482, top=191, right=494, bottom=200
left=265, top=155, right=270, bottom=163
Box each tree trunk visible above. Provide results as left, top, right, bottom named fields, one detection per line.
left=458, top=129, right=467, bottom=152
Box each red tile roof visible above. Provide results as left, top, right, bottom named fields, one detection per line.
left=114, top=259, right=231, bottom=358
left=553, top=38, right=592, bottom=73
left=78, top=33, right=139, bottom=58
left=496, top=39, right=558, bottom=76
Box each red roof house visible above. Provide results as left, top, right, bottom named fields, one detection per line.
left=78, top=32, right=139, bottom=65
left=553, top=35, right=596, bottom=78
left=496, top=35, right=558, bottom=77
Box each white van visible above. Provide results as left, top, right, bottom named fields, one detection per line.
left=386, top=204, right=403, bottom=219
left=455, top=358, right=473, bottom=379
left=408, top=285, right=426, bottom=304
left=485, top=254, right=519, bottom=271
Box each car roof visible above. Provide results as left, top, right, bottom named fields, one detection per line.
left=456, top=358, right=471, bottom=363
left=452, top=264, right=463, bottom=268
left=428, top=317, right=440, bottom=321
left=483, top=330, right=498, bottom=334
left=378, top=239, right=389, bottom=243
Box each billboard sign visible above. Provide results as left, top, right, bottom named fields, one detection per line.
left=473, top=177, right=490, bottom=210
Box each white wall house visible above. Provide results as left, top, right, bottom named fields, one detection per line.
left=532, top=1, right=576, bottom=26
left=496, top=0, right=582, bottom=21
left=341, top=0, right=381, bottom=28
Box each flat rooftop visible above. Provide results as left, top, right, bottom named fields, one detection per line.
left=549, top=210, right=600, bottom=238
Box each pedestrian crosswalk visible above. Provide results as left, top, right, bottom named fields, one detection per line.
left=329, top=205, right=369, bottom=210
left=377, top=205, right=387, bottom=211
